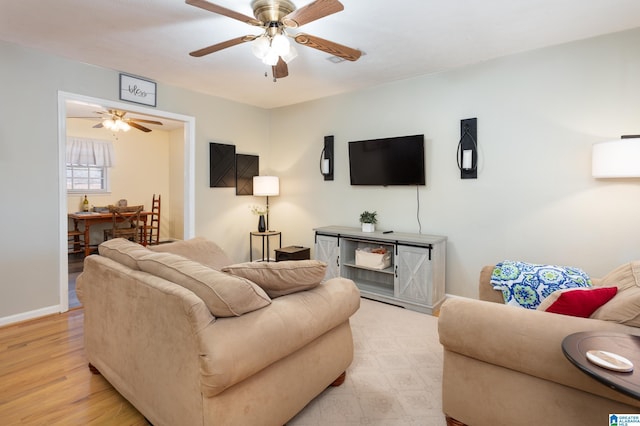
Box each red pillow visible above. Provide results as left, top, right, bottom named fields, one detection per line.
left=540, top=287, right=618, bottom=318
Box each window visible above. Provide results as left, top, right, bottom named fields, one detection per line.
left=66, top=137, right=114, bottom=194
left=66, top=164, right=109, bottom=193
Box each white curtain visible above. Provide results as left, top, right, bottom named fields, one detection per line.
left=66, top=137, right=115, bottom=167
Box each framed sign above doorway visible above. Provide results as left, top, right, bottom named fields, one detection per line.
left=119, top=74, right=157, bottom=107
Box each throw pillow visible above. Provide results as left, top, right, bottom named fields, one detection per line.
left=588, top=260, right=640, bottom=327
left=537, top=287, right=617, bottom=317
left=222, top=260, right=327, bottom=298
left=491, top=260, right=592, bottom=309
left=591, top=285, right=640, bottom=327
left=148, top=237, right=234, bottom=271
left=98, top=238, right=150, bottom=270
left=138, top=251, right=271, bottom=317
left=599, top=260, right=640, bottom=291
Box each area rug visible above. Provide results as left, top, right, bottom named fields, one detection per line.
left=288, top=298, right=446, bottom=426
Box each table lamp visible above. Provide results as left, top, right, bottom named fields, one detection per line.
left=253, top=176, right=279, bottom=231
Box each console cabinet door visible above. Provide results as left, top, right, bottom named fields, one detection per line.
left=395, top=245, right=432, bottom=305
left=315, top=234, right=340, bottom=281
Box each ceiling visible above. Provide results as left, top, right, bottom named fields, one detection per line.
left=2, top=0, right=640, bottom=110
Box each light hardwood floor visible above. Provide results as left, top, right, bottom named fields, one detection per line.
left=0, top=309, right=147, bottom=425
left=1, top=299, right=445, bottom=425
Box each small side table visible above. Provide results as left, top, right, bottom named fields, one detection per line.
left=562, top=331, right=640, bottom=400
left=250, top=231, right=281, bottom=262
left=275, top=246, right=310, bottom=262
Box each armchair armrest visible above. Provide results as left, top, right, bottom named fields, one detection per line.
left=438, top=297, right=640, bottom=406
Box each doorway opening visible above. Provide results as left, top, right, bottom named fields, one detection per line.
left=57, top=91, right=196, bottom=312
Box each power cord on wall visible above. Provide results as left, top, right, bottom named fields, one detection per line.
left=416, top=185, right=422, bottom=234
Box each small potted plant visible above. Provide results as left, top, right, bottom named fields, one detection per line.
left=359, top=211, right=378, bottom=233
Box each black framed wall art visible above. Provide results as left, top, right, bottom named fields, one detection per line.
left=209, top=143, right=236, bottom=187
left=235, top=154, right=259, bottom=196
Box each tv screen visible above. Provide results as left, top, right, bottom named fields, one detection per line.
left=349, top=135, right=425, bottom=186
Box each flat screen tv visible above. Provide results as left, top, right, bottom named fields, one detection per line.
left=349, top=134, right=425, bottom=186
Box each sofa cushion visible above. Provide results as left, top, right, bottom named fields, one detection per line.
left=222, top=260, right=327, bottom=298
left=537, top=286, right=617, bottom=317
left=138, top=251, right=271, bottom=317
left=98, top=238, right=150, bottom=270
left=148, top=237, right=234, bottom=271
left=491, top=260, right=592, bottom=309
left=589, top=261, right=640, bottom=327
left=598, top=260, right=640, bottom=291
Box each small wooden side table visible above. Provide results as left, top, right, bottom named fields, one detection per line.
left=250, top=231, right=281, bottom=262
left=562, top=331, right=640, bottom=400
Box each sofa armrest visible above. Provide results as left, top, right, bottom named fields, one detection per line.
left=479, top=265, right=503, bottom=303
left=196, top=277, right=361, bottom=397
left=78, top=254, right=214, bottom=426
left=438, top=297, right=640, bottom=406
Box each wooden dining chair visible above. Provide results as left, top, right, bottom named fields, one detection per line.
left=68, top=229, right=85, bottom=254
left=145, top=194, right=161, bottom=245
left=103, top=205, right=144, bottom=244
left=68, top=217, right=86, bottom=255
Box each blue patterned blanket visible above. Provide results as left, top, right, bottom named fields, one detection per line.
left=491, top=260, right=592, bottom=309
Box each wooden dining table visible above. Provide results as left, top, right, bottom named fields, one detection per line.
left=68, top=211, right=150, bottom=257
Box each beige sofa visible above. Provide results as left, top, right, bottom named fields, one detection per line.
left=438, top=264, right=640, bottom=426
left=77, top=238, right=360, bottom=426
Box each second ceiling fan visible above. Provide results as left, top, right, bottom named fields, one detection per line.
left=186, top=0, right=362, bottom=80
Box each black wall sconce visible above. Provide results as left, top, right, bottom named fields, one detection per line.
left=320, top=135, right=334, bottom=180
left=457, top=118, right=478, bottom=179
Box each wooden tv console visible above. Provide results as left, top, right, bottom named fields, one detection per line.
left=314, top=226, right=447, bottom=314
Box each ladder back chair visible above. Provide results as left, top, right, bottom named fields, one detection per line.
left=103, top=205, right=144, bottom=244
left=145, top=194, right=161, bottom=245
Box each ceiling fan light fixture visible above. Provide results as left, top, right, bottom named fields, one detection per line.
left=282, top=43, right=298, bottom=63
left=102, top=119, right=116, bottom=130
left=262, top=49, right=280, bottom=66
left=251, top=35, right=270, bottom=59
left=118, top=120, right=131, bottom=132
left=102, top=117, right=131, bottom=132
left=271, top=33, right=290, bottom=56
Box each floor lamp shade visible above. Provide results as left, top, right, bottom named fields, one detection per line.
left=253, top=176, right=280, bottom=196
left=592, top=138, right=640, bottom=178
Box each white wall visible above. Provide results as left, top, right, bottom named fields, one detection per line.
left=269, top=28, right=640, bottom=298
left=0, top=40, right=270, bottom=323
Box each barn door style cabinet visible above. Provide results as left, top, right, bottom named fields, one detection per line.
left=314, top=226, right=447, bottom=314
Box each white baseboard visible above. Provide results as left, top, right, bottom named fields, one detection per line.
left=0, top=305, right=61, bottom=327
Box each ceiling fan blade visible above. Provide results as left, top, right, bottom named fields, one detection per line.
left=127, top=121, right=152, bottom=133
left=283, top=0, right=343, bottom=28
left=189, top=35, right=257, bottom=57
left=272, top=57, right=289, bottom=79
left=130, top=118, right=163, bottom=125
left=185, top=0, right=262, bottom=26
left=294, top=33, right=361, bottom=61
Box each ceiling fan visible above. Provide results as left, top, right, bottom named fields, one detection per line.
left=92, top=110, right=163, bottom=133
left=186, top=0, right=362, bottom=80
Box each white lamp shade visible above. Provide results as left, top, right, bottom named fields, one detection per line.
left=253, top=176, right=279, bottom=196
left=592, top=138, right=640, bottom=178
